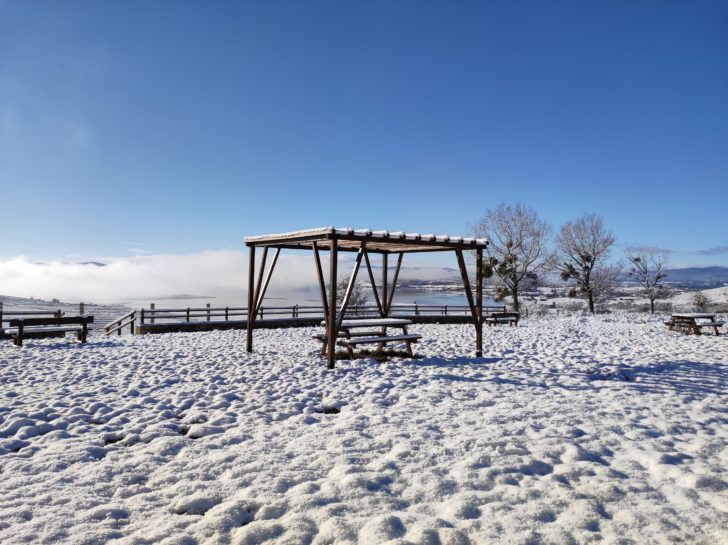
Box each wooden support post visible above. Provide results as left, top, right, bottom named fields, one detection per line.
left=150, top=303, right=155, bottom=324
left=476, top=247, right=483, bottom=358
left=255, top=248, right=281, bottom=315
left=382, top=253, right=388, bottom=316
left=79, top=302, right=85, bottom=316
left=0, top=302, right=3, bottom=325
left=225, top=307, right=229, bottom=321
left=312, top=242, right=329, bottom=328
left=335, top=243, right=366, bottom=333
left=327, top=238, right=338, bottom=369
left=386, top=253, right=404, bottom=314
left=246, top=246, right=255, bottom=352
left=363, top=250, right=384, bottom=317
left=455, top=249, right=477, bottom=321
left=253, top=247, right=269, bottom=315
left=186, top=307, right=190, bottom=322
left=206, top=303, right=211, bottom=322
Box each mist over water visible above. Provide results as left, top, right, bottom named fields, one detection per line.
left=120, top=288, right=495, bottom=311
left=1, top=251, right=494, bottom=310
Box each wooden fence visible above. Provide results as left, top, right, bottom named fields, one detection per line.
left=103, top=303, right=512, bottom=335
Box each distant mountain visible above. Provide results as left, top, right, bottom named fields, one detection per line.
left=78, top=261, right=106, bottom=267
left=664, top=266, right=728, bottom=288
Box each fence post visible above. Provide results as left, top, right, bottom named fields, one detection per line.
left=0, top=302, right=3, bottom=325
left=444, top=304, right=447, bottom=316
left=150, top=303, right=155, bottom=324
left=225, top=307, right=229, bottom=321
left=186, top=307, right=190, bottom=322
left=141, top=308, right=145, bottom=324
left=415, top=303, right=419, bottom=316
left=79, top=302, right=85, bottom=316
left=130, top=312, right=135, bottom=334
left=206, top=303, right=211, bottom=322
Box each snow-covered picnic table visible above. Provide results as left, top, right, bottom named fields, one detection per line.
left=665, top=313, right=725, bottom=335
left=315, top=317, right=421, bottom=357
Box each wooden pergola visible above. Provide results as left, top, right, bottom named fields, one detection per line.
left=244, top=227, right=489, bottom=368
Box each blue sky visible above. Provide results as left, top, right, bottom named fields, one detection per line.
left=1, top=0, right=727, bottom=267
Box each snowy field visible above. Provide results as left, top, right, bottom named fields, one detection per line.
left=1, top=315, right=727, bottom=545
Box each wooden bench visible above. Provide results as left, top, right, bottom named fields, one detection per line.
left=313, top=331, right=382, bottom=353
left=5, top=316, right=94, bottom=346
left=337, top=333, right=422, bottom=358
left=485, top=312, right=520, bottom=327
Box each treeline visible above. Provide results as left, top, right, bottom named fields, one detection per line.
left=471, top=203, right=670, bottom=314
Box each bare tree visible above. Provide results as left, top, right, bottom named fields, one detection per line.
left=625, top=246, right=670, bottom=314
left=590, top=261, right=624, bottom=310
left=336, top=275, right=368, bottom=307
left=471, top=203, right=553, bottom=312
left=693, top=291, right=710, bottom=312
left=556, top=213, right=616, bottom=313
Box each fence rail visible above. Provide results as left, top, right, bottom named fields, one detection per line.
left=106, top=303, right=510, bottom=333
left=0, top=303, right=64, bottom=325
left=104, top=310, right=137, bottom=336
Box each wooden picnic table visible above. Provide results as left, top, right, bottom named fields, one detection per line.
left=315, top=317, right=420, bottom=357
left=665, top=313, right=725, bottom=336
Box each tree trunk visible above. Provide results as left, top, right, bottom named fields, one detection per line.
left=649, top=297, right=655, bottom=314
left=511, top=288, right=520, bottom=312
left=587, top=290, right=595, bottom=313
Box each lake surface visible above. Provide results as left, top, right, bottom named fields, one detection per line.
left=116, top=288, right=497, bottom=310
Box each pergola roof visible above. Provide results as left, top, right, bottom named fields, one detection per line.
left=244, top=227, right=489, bottom=253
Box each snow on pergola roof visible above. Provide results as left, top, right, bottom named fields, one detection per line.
left=244, top=226, right=489, bottom=253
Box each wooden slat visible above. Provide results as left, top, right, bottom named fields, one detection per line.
left=8, top=316, right=93, bottom=327
left=338, top=334, right=421, bottom=345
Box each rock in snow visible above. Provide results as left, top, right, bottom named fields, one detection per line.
left=0, top=313, right=727, bottom=544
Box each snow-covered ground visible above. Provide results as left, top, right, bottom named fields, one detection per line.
left=1, top=315, right=727, bottom=545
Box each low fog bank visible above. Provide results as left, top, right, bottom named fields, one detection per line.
left=0, top=251, right=457, bottom=305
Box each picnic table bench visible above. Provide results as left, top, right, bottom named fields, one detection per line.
left=485, top=311, right=520, bottom=327
left=315, top=318, right=421, bottom=357
left=664, top=313, right=724, bottom=336
left=5, top=316, right=94, bottom=346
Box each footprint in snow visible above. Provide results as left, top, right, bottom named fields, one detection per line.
left=173, top=494, right=222, bottom=516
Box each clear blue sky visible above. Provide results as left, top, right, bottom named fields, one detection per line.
left=1, top=0, right=727, bottom=266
